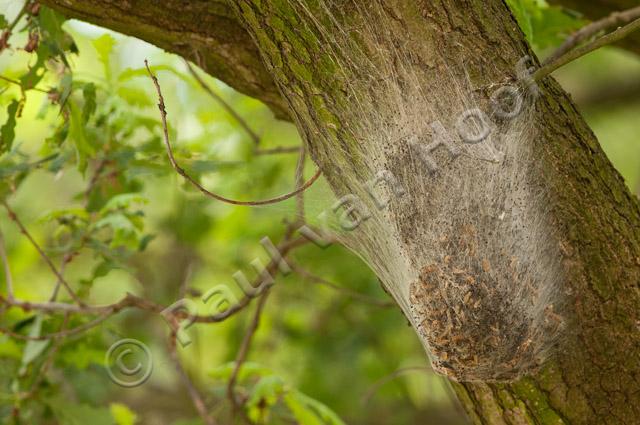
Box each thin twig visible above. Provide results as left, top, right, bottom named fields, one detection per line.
left=179, top=263, right=194, bottom=301
left=255, top=146, right=302, bottom=156
left=0, top=312, right=112, bottom=341
left=294, top=145, right=306, bottom=222
left=1, top=201, right=84, bottom=306
left=291, top=263, right=395, bottom=308
left=7, top=1, right=29, bottom=32
left=145, top=60, right=322, bottom=206
left=0, top=75, right=49, bottom=94
left=227, top=291, right=270, bottom=415
left=544, top=6, right=640, bottom=66
left=0, top=235, right=311, bottom=340
left=361, top=367, right=431, bottom=406
left=0, top=228, right=15, bottom=301
left=534, top=17, right=640, bottom=81
left=84, top=158, right=108, bottom=202
left=168, top=332, right=217, bottom=425
left=22, top=313, right=71, bottom=399
left=184, top=60, right=261, bottom=145
left=49, top=253, right=72, bottom=302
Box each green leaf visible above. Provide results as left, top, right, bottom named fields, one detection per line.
left=284, top=392, right=323, bottom=425
left=506, top=0, right=536, bottom=42
left=59, top=73, right=73, bottom=108
left=0, top=15, right=8, bottom=29
left=100, top=193, right=148, bottom=213
left=38, top=207, right=90, bottom=223
left=532, top=7, right=584, bottom=49
left=291, top=391, right=347, bottom=425
left=117, top=86, right=152, bottom=107
left=94, top=213, right=140, bottom=249
left=68, top=100, right=96, bottom=173
left=82, top=83, right=97, bottom=122
left=246, top=375, right=286, bottom=423
left=506, top=0, right=583, bottom=49
left=38, top=7, right=76, bottom=66
left=21, top=316, right=50, bottom=370
left=93, top=33, right=116, bottom=79
left=20, top=43, right=50, bottom=89
left=46, top=395, right=114, bottom=425
left=0, top=336, right=22, bottom=359
left=59, top=341, right=104, bottom=369
left=0, top=100, right=19, bottom=154
left=110, top=403, right=138, bottom=425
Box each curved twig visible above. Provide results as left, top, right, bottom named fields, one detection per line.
left=361, top=367, right=431, bottom=406
left=145, top=60, right=322, bottom=206
left=291, top=262, right=395, bottom=308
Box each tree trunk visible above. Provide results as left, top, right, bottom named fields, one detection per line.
left=44, top=1, right=640, bottom=423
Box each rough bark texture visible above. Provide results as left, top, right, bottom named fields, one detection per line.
left=43, top=0, right=640, bottom=424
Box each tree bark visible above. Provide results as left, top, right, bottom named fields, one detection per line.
left=43, top=1, right=640, bottom=424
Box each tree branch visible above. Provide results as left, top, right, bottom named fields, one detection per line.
left=255, top=146, right=302, bottom=156
left=145, top=60, right=322, bottom=206
left=361, top=367, right=431, bottom=406
left=294, top=145, right=307, bottom=222
left=1, top=200, right=84, bottom=306
left=544, top=5, right=640, bottom=66
left=227, top=291, right=270, bottom=416
left=168, top=332, right=217, bottom=425
left=185, top=60, right=261, bottom=145
left=39, top=0, right=289, bottom=118
left=0, top=228, right=15, bottom=301
left=290, top=263, right=395, bottom=308
left=534, top=16, right=640, bottom=80
left=0, top=234, right=310, bottom=342
left=549, top=0, right=640, bottom=57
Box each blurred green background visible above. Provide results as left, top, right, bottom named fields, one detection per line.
left=0, top=1, right=638, bottom=424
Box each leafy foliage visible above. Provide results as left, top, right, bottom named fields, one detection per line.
left=506, top=0, right=584, bottom=50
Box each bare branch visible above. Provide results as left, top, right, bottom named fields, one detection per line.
left=294, top=145, right=307, bottom=222
left=255, top=146, right=302, bottom=156
left=0, top=235, right=310, bottom=341
left=0, top=312, right=112, bottom=341
left=185, top=60, right=261, bottom=145
left=227, top=291, right=270, bottom=414
left=48, top=254, right=73, bottom=302
left=534, top=16, right=640, bottom=80
left=6, top=1, right=30, bottom=33
left=0, top=228, right=15, bottom=301
left=168, top=332, right=217, bottom=425
left=1, top=200, right=84, bottom=306
left=145, top=60, right=322, bottom=207
left=544, top=5, right=640, bottom=66
left=22, top=313, right=71, bottom=400
left=291, top=263, right=395, bottom=308
left=0, top=75, right=49, bottom=94
left=361, top=367, right=431, bottom=406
